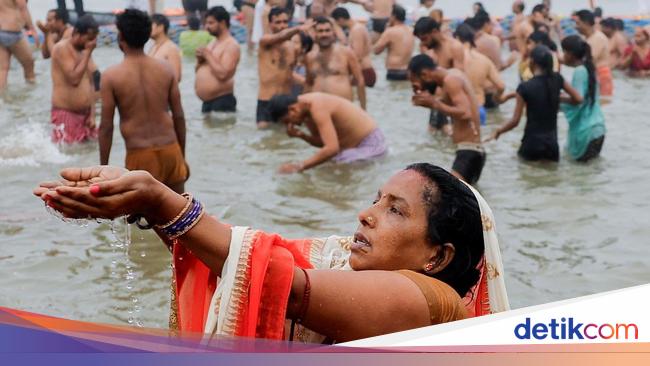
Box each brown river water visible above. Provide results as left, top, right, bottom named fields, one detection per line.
left=1, top=38, right=650, bottom=328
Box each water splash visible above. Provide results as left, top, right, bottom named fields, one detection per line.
left=0, top=121, right=70, bottom=167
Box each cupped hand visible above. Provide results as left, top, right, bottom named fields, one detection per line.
left=34, top=166, right=162, bottom=220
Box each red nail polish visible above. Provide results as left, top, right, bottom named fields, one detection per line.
left=89, top=185, right=100, bottom=195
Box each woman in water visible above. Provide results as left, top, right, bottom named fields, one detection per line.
left=619, top=27, right=650, bottom=77
left=560, top=35, right=606, bottom=162
left=34, top=163, right=508, bottom=343
left=487, top=45, right=582, bottom=162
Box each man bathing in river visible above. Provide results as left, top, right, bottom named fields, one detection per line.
left=195, top=6, right=240, bottom=115
left=99, top=9, right=188, bottom=194
left=0, top=0, right=37, bottom=91
left=373, top=5, right=415, bottom=82
left=305, top=16, right=366, bottom=110
left=409, top=54, right=485, bottom=185
left=269, top=92, right=387, bottom=173
left=331, top=7, right=376, bottom=88
left=257, top=8, right=312, bottom=129
left=50, top=15, right=99, bottom=144
left=149, top=14, right=182, bottom=83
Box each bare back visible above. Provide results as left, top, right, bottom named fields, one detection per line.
left=382, top=24, right=415, bottom=70
left=306, top=44, right=354, bottom=101
left=588, top=30, right=611, bottom=68
left=476, top=33, right=502, bottom=69
left=464, top=49, right=500, bottom=106
left=302, top=93, right=376, bottom=149
left=443, top=69, right=481, bottom=144
left=372, top=0, right=394, bottom=18
left=349, top=22, right=372, bottom=69
left=104, top=56, right=178, bottom=149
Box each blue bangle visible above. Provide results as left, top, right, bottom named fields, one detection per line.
left=160, top=197, right=205, bottom=240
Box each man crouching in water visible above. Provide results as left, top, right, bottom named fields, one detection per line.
left=408, top=54, right=485, bottom=185
left=269, top=92, right=387, bottom=173
left=99, top=9, right=188, bottom=194
left=195, top=6, right=240, bottom=116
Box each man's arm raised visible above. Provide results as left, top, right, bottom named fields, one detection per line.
left=259, top=20, right=313, bottom=48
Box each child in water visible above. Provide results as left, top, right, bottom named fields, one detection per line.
left=560, top=35, right=606, bottom=162
left=486, top=45, right=582, bottom=162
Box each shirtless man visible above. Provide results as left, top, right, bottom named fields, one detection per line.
left=473, top=12, right=516, bottom=71
left=454, top=24, right=505, bottom=124
left=408, top=54, right=484, bottom=185
left=513, top=5, right=545, bottom=56
left=268, top=92, right=387, bottom=173
left=50, top=15, right=99, bottom=145
left=373, top=5, right=414, bottom=81
left=0, top=0, right=37, bottom=91
left=413, top=17, right=464, bottom=71
left=575, top=9, right=613, bottom=97
left=600, top=18, right=629, bottom=69
left=331, top=7, right=376, bottom=88
left=368, top=0, right=395, bottom=43
left=305, top=17, right=366, bottom=109
left=256, top=8, right=312, bottom=129
left=149, top=14, right=182, bottom=82
left=99, top=9, right=188, bottom=194
left=507, top=0, right=526, bottom=51
left=38, top=9, right=72, bottom=59
left=195, top=6, right=241, bottom=115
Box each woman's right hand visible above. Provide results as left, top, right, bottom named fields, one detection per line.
left=34, top=166, right=167, bottom=222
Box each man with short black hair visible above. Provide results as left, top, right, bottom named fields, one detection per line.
left=50, top=14, right=99, bottom=144
left=256, top=8, right=312, bottom=128
left=195, top=6, right=240, bottom=115
left=408, top=54, right=484, bottom=185
left=373, top=5, right=414, bottom=81
left=99, top=9, right=188, bottom=194
left=305, top=16, right=366, bottom=109
left=149, top=13, right=182, bottom=82
left=413, top=17, right=464, bottom=71
left=269, top=92, right=386, bottom=173
left=332, top=7, right=376, bottom=87
left=575, top=9, right=612, bottom=97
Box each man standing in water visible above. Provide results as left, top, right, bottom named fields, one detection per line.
left=408, top=54, right=484, bottom=185
left=507, top=0, right=526, bottom=51
left=38, top=9, right=72, bottom=59
left=600, top=18, right=629, bottom=69
left=149, top=14, right=182, bottom=82
left=195, top=6, right=240, bottom=115
left=331, top=7, right=376, bottom=88
left=269, top=92, right=387, bottom=173
left=413, top=17, right=464, bottom=71
left=575, top=9, right=613, bottom=98
left=99, top=9, right=188, bottom=194
left=368, top=0, right=395, bottom=43
left=305, top=17, right=366, bottom=110
left=373, top=5, right=415, bottom=81
left=0, top=0, right=37, bottom=91
left=50, top=15, right=99, bottom=144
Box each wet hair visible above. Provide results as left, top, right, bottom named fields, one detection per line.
left=530, top=45, right=560, bottom=113
left=561, top=35, right=596, bottom=106
left=600, top=17, right=616, bottom=31
left=529, top=30, right=557, bottom=51
left=408, top=53, right=437, bottom=76
left=575, top=9, right=595, bottom=26
left=314, top=15, right=332, bottom=26
left=151, top=13, right=170, bottom=34
left=404, top=163, right=484, bottom=297
left=454, top=23, right=475, bottom=47
left=392, top=4, right=406, bottom=23
left=74, top=14, right=99, bottom=35
left=413, top=17, right=440, bottom=37
left=269, top=94, right=298, bottom=122
left=594, top=7, right=603, bottom=18
left=49, top=8, right=69, bottom=24
left=187, top=15, right=201, bottom=30
left=299, top=31, right=313, bottom=53
left=331, top=7, right=350, bottom=21
left=268, top=7, right=288, bottom=22
left=116, top=9, right=151, bottom=49
left=532, top=4, right=546, bottom=15
left=206, top=6, right=230, bottom=28
left=615, top=18, right=625, bottom=31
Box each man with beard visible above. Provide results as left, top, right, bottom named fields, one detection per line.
left=373, top=5, right=415, bottom=81
left=413, top=17, right=464, bottom=71
left=149, top=14, right=182, bottom=82
left=408, top=54, right=484, bottom=185
left=305, top=16, right=366, bottom=110
left=50, top=14, right=99, bottom=144
left=99, top=9, right=188, bottom=194
left=195, top=6, right=241, bottom=115
left=257, top=8, right=312, bottom=129
left=331, top=7, right=376, bottom=88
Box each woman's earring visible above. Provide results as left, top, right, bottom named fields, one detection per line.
left=424, top=262, right=434, bottom=272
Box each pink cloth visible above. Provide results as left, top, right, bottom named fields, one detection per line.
left=51, top=108, right=97, bottom=144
